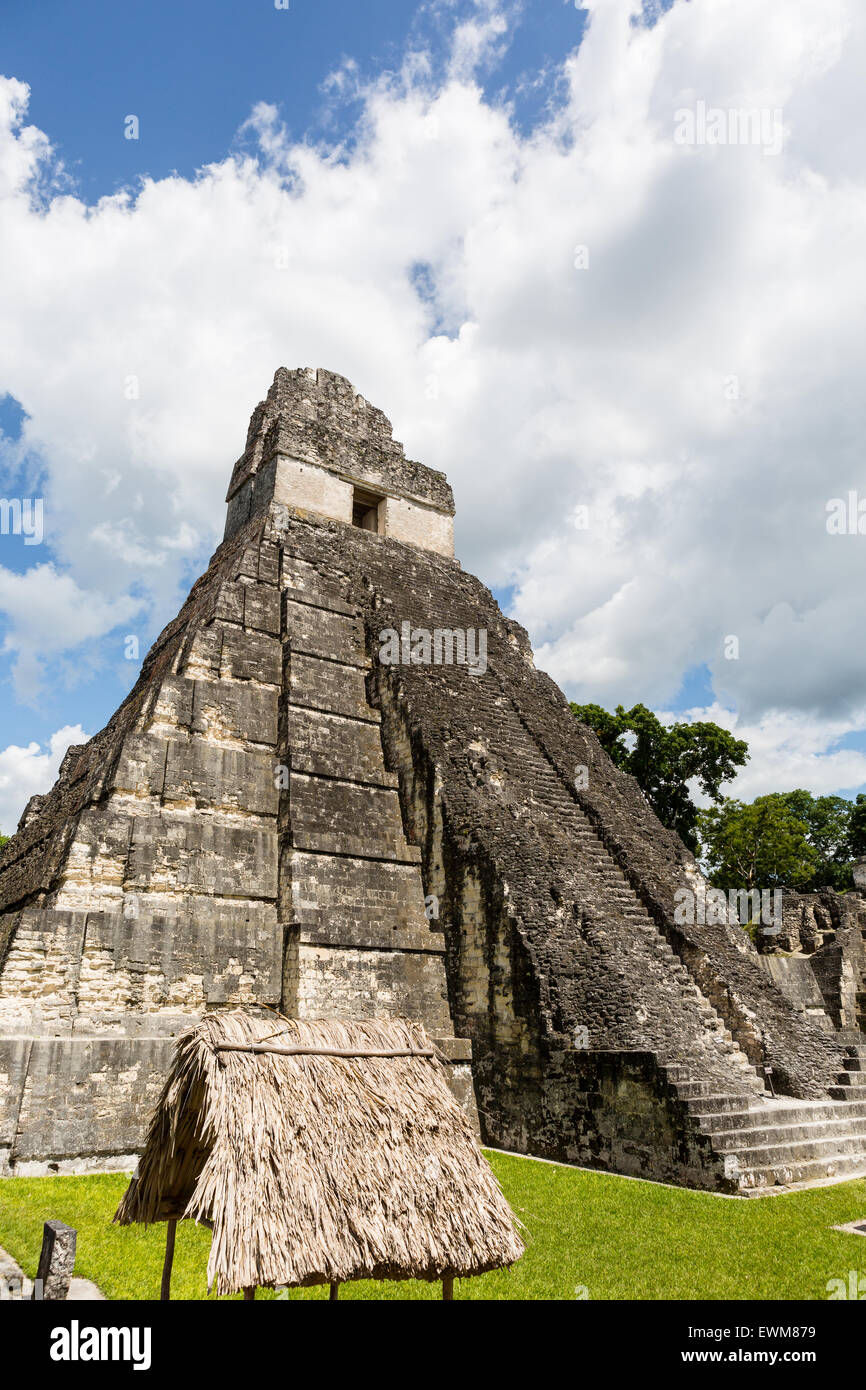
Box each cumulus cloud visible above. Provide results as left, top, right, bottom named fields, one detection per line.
left=670, top=704, right=866, bottom=805
left=0, top=725, right=87, bottom=835
left=0, top=0, right=865, bottom=796
left=0, top=564, right=144, bottom=701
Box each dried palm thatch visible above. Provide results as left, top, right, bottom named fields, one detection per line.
left=115, top=1011, right=524, bottom=1295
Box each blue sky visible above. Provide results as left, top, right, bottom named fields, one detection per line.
left=0, top=0, right=592, bottom=762
left=5, top=0, right=589, bottom=198
left=1, top=0, right=865, bottom=830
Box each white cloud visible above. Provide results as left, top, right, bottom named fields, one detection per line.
left=0, top=564, right=143, bottom=701
left=447, top=0, right=511, bottom=80
left=0, top=0, right=864, bottom=797
left=0, top=76, right=53, bottom=200
left=673, top=704, right=866, bottom=805
left=0, top=725, right=87, bottom=836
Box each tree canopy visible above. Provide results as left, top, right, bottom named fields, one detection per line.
left=698, top=795, right=817, bottom=891
left=847, top=792, right=866, bottom=859
left=699, top=790, right=861, bottom=893
left=570, top=701, right=748, bottom=853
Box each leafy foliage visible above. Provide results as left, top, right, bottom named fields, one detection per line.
left=846, top=792, right=866, bottom=859
left=698, top=795, right=817, bottom=891
left=570, top=702, right=748, bottom=853
left=700, top=790, right=860, bottom=893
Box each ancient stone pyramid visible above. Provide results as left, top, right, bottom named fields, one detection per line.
left=1, top=368, right=865, bottom=1191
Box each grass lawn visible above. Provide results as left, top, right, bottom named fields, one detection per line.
left=1, top=1153, right=865, bottom=1300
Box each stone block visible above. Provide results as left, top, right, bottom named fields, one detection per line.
left=219, top=626, right=281, bottom=685
left=289, top=653, right=374, bottom=722
left=191, top=679, right=278, bottom=746
left=33, top=1221, right=76, bottom=1301
left=297, top=943, right=453, bottom=1031
left=284, top=598, right=366, bottom=666
left=163, top=739, right=279, bottom=816
left=126, top=813, right=278, bottom=899
left=243, top=582, right=280, bottom=635
left=289, top=774, right=410, bottom=860
left=10, top=1037, right=175, bottom=1165
left=287, top=708, right=393, bottom=784
left=290, top=851, right=430, bottom=940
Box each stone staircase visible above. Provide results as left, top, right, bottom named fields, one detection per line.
left=857, top=910, right=866, bottom=1033
left=673, top=1045, right=866, bottom=1191
left=564, top=791, right=866, bottom=1191
left=565, top=801, right=766, bottom=1098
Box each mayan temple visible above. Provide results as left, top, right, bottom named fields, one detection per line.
left=1, top=367, right=865, bottom=1193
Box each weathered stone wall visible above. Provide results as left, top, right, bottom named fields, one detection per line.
left=0, top=502, right=475, bottom=1170
left=754, top=888, right=866, bottom=1034
left=0, top=1036, right=172, bottom=1176
left=538, top=1050, right=736, bottom=1192
left=272, top=455, right=353, bottom=525
left=0, top=522, right=284, bottom=1047
left=379, top=495, right=454, bottom=557
left=757, top=957, right=834, bottom=1030
left=758, top=887, right=839, bottom=956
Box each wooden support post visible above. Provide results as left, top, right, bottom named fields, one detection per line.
left=442, top=1275, right=454, bottom=1301
left=243, top=1286, right=256, bottom=1300
left=329, top=1281, right=340, bottom=1301
left=160, top=1219, right=176, bottom=1302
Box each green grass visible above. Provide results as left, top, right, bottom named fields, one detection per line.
left=2, top=1154, right=866, bottom=1300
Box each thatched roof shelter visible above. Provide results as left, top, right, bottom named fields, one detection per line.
left=115, top=1011, right=524, bottom=1298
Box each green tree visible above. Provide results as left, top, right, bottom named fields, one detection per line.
left=775, top=790, right=854, bottom=890
left=0, top=835, right=8, bottom=850
left=698, top=795, right=819, bottom=892
left=846, top=792, right=866, bottom=859
left=571, top=702, right=748, bottom=852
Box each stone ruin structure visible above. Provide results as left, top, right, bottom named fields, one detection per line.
left=754, top=885, right=866, bottom=1039
left=1, top=367, right=864, bottom=1193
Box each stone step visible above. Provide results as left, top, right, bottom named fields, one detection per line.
left=831, top=1071, right=866, bottom=1089
left=695, top=1098, right=866, bottom=1130
left=829, top=1083, right=866, bottom=1100
left=687, top=1093, right=777, bottom=1116
left=570, top=800, right=766, bottom=1096
left=672, top=1079, right=758, bottom=1099
left=732, top=1132, right=866, bottom=1168
left=708, top=1115, right=866, bottom=1151
left=737, top=1152, right=866, bottom=1190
